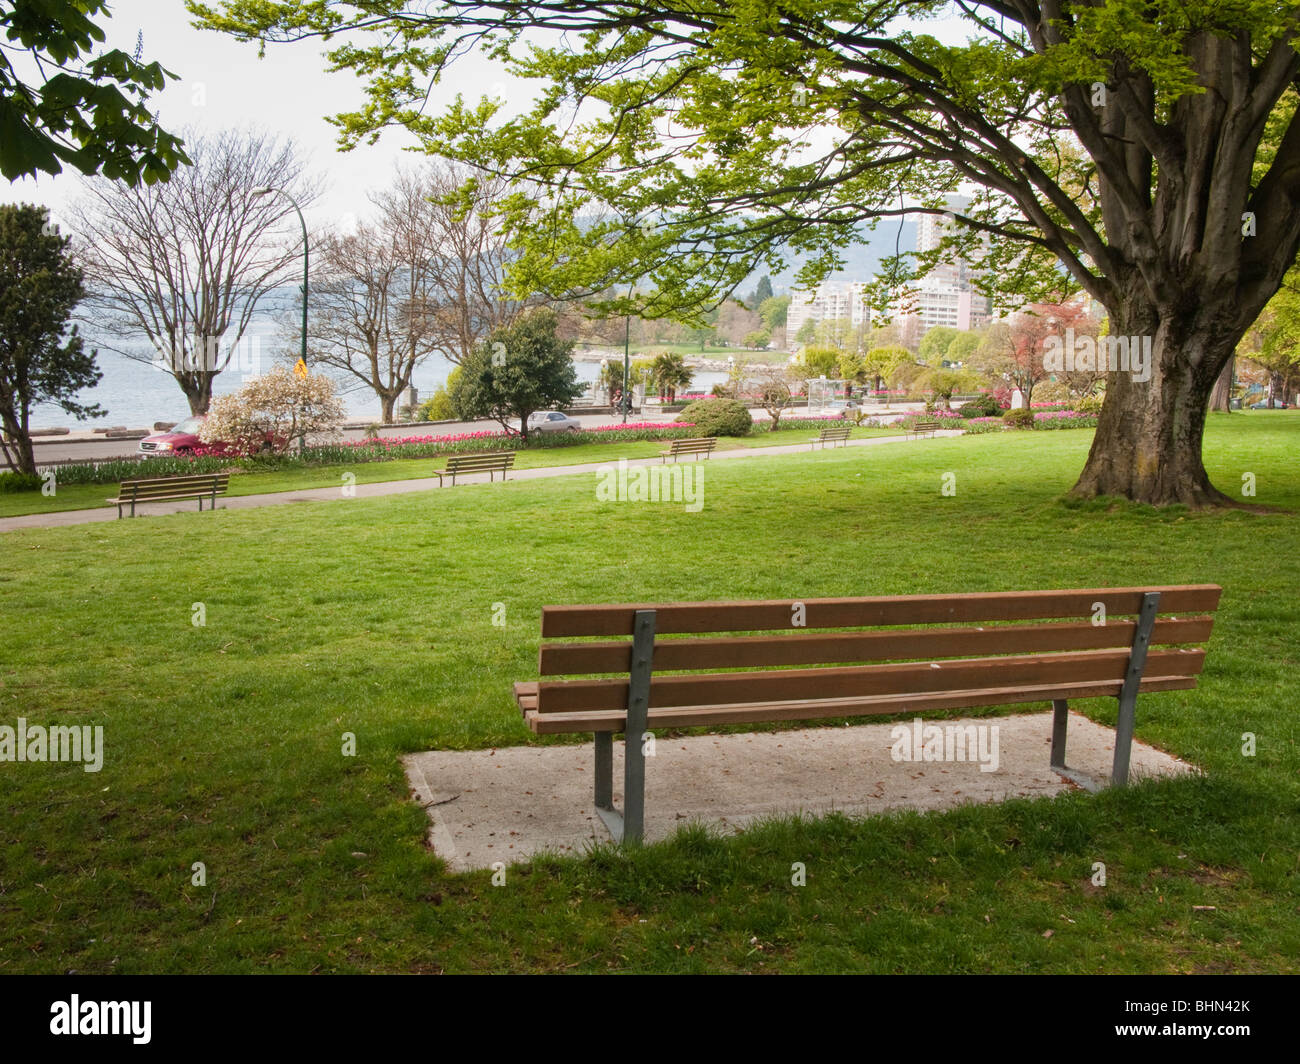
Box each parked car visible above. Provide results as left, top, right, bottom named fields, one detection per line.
left=527, top=411, right=582, bottom=434
left=138, top=415, right=208, bottom=456
left=139, top=415, right=279, bottom=456
left=1249, top=398, right=1289, bottom=409
left=825, top=399, right=860, bottom=413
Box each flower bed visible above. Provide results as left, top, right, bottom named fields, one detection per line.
left=41, top=424, right=702, bottom=486
left=1033, top=410, right=1099, bottom=429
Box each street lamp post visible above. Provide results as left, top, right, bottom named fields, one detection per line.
left=623, top=314, right=631, bottom=424
left=255, top=187, right=308, bottom=451
left=254, top=186, right=309, bottom=368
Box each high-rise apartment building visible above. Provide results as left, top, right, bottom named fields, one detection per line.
left=785, top=280, right=872, bottom=340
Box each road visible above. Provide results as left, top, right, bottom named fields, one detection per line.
left=28, top=404, right=919, bottom=466
left=28, top=411, right=696, bottom=465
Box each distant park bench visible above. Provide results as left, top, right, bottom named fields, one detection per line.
left=433, top=451, right=515, bottom=486
left=906, top=419, right=943, bottom=439
left=660, top=437, right=716, bottom=463
left=810, top=424, right=852, bottom=449
left=513, top=585, right=1221, bottom=844
left=108, top=472, right=230, bottom=519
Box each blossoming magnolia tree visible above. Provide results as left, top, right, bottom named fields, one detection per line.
left=200, top=364, right=345, bottom=454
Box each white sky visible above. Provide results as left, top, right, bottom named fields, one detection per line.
left=0, top=0, right=514, bottom=228
left=0, top=2, right=976, bottom=233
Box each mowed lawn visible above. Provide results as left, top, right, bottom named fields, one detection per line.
left=1, top=414, right=1297, bottom=973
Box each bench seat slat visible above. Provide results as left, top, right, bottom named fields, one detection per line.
left=533, top=647, right=1205, bottom=713
left=538, top=616, right=1215, bottom=674
left=524, top=675, right=1201, bottom=734
left=540, top=586, right=1223, bottom=636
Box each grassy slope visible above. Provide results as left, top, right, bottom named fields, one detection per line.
left=2, top=423, right=903, bottom=518
left=0, top=413, right=1296, bottom=973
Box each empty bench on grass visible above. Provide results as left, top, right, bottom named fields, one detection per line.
left=514, top=585, right=1221, bottom=844
left=660, top=437, right=716, bottom=463
left=108, top=472, right=230, bottom=519
left=811, top=424, right=852, bottom=449
left=906, top=419, right=943, bottom=439
left=433, top=451, right=515, bottom=486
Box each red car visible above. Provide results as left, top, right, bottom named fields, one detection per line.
left=138, top=415, right=209, bottom=456
left=138, top=415, right=282, bottom=457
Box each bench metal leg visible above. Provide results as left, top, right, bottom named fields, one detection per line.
left=620, top=609, right=657, bottom=845
left=594, top=731, right=612, bottom=809
left=1049, top=698, right=1104, bottom=791
left=1112, top=591, right=1160, bottom=786
left=593, top=731, right=623, bottom=841
left=1050, top=698, right=1069, bottom=768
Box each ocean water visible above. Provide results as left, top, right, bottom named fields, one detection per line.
left=31, top=312, right=727, bottom=428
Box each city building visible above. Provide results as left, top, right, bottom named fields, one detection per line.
left=785, top=280, right=872, bottom=341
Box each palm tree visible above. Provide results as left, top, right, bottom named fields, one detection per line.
left=648, top=352, right=693, bottom=402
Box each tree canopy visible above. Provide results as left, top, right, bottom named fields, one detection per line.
left=0, top=205, right=102, bottom=475
left=450, top=307, right=584, bottom=438
left=1, top=1, right=187, bottom=183
left=193, top=0, right=1300, bottom=504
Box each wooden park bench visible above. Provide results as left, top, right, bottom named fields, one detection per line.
left=108, top=472, right=230, bottom=519
left=513, top=585, right=1221, bottom=844
left=906, top=419, right=943, bottom=439
left=433, top=451, right=515, bottom=486
left=660, top=437, right=717, bottom=463
left=810, top=424, right=852, bottom=449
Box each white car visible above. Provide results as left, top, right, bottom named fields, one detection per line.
left=527, top=411, right=582, bottom=434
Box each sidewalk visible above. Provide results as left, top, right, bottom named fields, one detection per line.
left=0, top=431, right=960, bottom=532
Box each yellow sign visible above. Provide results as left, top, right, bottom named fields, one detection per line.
left=293, top=358, right=308, bottom=379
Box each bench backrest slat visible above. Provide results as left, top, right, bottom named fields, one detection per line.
left=446, top=452, right=514, bottom=470
left=538, top=615, right=1215, bottom=675
left=122, top=474, right=230, bottom=489
left=540, top=585, right=1222, bottom=637
left=533, top=648, right=1206, bottom=713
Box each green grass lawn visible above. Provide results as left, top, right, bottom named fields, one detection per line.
left=1, top=414, right=1297, bottom=973
left=1, top=422, right=904, bottom=518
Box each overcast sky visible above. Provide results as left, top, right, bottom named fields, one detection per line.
left=1, top=2, right=973, bottom=234
left=0, top=0, right=513, bottom=227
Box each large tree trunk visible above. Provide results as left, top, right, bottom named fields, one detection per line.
left=1071, top=314, right=1237, bottom=508
left=380, top=392, right=398, bottom=424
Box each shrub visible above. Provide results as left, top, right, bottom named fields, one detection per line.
left=1002, top=408, right=1036, bottom=429
left=1075, top=393, right=1104, bottom=415
left=1033, top=380, right=1070, bottom=404
left=957, top=394, right=1002, bottom=419
left=418, top=392, right=454, bottom=421
left=0, top=471, right=42, bottom=493
left=202, top=365, right=346, bottom=454
left=675, top=398, right=753, bottom=436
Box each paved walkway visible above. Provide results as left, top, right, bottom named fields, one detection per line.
left=0, top=431, right=962, bottom=532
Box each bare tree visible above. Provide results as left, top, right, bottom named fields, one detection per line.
left=68, top=128, right=319, bottom=414
left=400, top=162, right=539, bottom=365
left=305, top=186, right=443, bottom=422
left=302, top=162, right=549, bottom=420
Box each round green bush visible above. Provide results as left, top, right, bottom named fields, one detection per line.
left=1002, top=407, right=1036, bottom=429
left=1075, top=393, right=1104, bottom=415
left=0, top=471, right=42, bottom=493
left=957, top=394, right=1002, bottom=419
left=675, top=398, right=753, bottom=437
